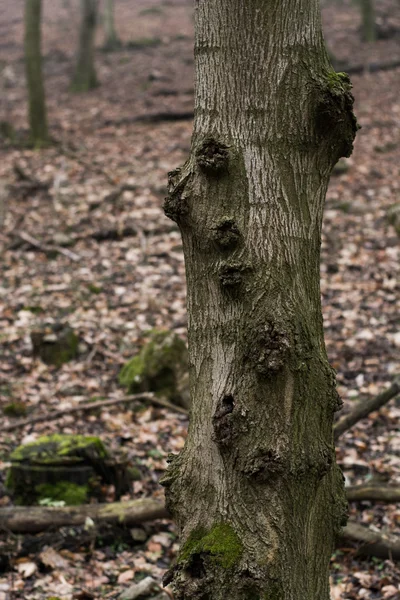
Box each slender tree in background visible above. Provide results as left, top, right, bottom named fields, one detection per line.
left=360, top=0, right=377, bottom=42
left=24, top=0, right=48, bottom=147
left=103, top=0, right=121, bottom=51
left=71, top=0, right=99, bottom=92
left=162, top=1, right=358, bottom=599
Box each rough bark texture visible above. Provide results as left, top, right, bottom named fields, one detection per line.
left=162, top=2, right=358, bottom=600
left=71, top=0, right=98, bottom=92
left=24, top=0, right=48, bottom=147
left=103, top=0, right=121, bottom=51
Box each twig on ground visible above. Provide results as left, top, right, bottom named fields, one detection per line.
left=334, top=377, right=400, bottom=441
left=10, top=231, right=81, bottom=262
left=10, top=163, right=50, bottom=197
left=0, top=393, right=188, bottom=433
left=57, top=143, right=116, bottom=185
left=90, top=183, right=138, bottom=209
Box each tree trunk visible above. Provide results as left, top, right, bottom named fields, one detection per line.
left=360, top=0, right=376, bottom=42
left=71, top=0, right=99, bottom=92
left=103, top=0, right=121, bottom=51
left=24, top=0, right=48, bottom=147
left=162, top=2, right=358, bottom=599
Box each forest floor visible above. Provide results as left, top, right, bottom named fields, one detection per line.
left=0, top=0, right=400, bottom=598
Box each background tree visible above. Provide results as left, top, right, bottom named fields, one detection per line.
left=24, top=0, right=48, bottom=147
left=103, top=0, right=121, bottom=51
left=360, top=0, right=377, bottom=42
left=71, top=0, right=99, bottom=92
left=162, top=1, right=358, bottom=599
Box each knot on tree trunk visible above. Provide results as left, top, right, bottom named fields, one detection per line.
left=163, top=167, right=191, bottom=223
left=218, top=261, right=249, bottom=291
left=212, top=217, right=241, bottom=250
left=245, top=320, right=291, bottom=376
left=196, top=138, right=230, bottom=174
left=212, top=395, right=235, bottom=446
left=315, top=70, right=359, bottom=161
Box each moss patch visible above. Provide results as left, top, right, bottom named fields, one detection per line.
left=180, top=523, right=243, bottom=569
left=119, top=330, right=189, bottom=408
left=3, top=401, right=27, bottom=417
left=35, top=481, right=89, bottom=505
left=10, top=434, right=108, bottom=463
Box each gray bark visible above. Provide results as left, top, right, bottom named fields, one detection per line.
left=71, top=0, right=99, bottom=92
left=162, top=1, right=358, bottom=599
left=24, top=0, right=48, bottom=147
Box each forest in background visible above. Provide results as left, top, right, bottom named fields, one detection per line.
left=0, top=0, right=400, bottom=598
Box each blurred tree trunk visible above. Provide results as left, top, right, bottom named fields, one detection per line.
left=24, top=0, right=48, bottom=147
left=71, top=0, right=98, bottom=92
left=360, top=0, right=376, bottom=42
left=162, top=0, right=358, bottom=599
left=103, top=0, right=121, bottom=51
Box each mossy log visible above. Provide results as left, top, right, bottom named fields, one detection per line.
left=0, top=498, right=168, bottom=534
left=6, top=434, right=130, bottom=505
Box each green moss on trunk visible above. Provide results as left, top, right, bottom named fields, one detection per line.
left=179, top=523, right=243, bottom=569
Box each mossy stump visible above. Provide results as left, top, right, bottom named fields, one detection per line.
left=119, top=330, right=190, bottom=409
left=6, top=434, right=130, bottom=505
left=31, top=323, right=79, bottom=367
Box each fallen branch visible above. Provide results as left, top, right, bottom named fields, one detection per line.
left=0, top=498, right=168, bottom=534
left=341, top=521, right=400, bottom=560
left=89, top=225, right=138, bottom=241
left=58, top=144, right=116, bottom=185
left=2, top=501, right=399, bottom=562
left=10, top=163, right=50, bottom=197
left=346, top=484, right=400, bottom=503
left=343, top=59, right=400, bottom=76
left=0, top=393, right=188, bottom=433
left=10, top=231, right=81, bottom=262
left=334, top=377, right=400, bottom=441
left=84, top=223, right=177, bottom=242
left=104, top=111, right=194, bottom=127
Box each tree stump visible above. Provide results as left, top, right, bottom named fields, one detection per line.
left=6, top=434, right=130, bottom=505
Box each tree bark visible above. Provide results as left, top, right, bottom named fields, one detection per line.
left=161, top=2, right=358, bottom=599
left=103, top=0, right=121, bottom=51
left=71, top=0, right=99, bottom=92
left=24, top=0, right=48, bottom=147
